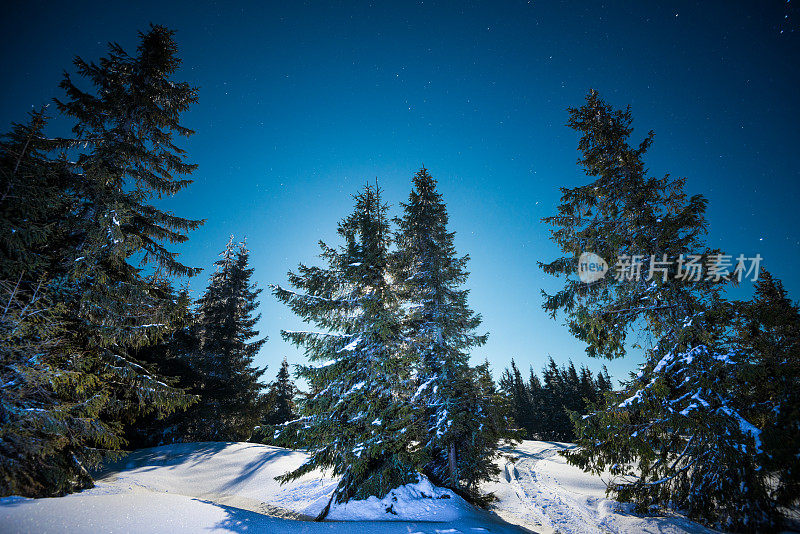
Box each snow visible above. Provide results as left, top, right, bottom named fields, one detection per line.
left=0, top=441, right=718, bottom=534
left=719, top=405, right=763, bottom=454
left=484, top=441, right=720, bottom=534
left=327, top=476, right=466, bottom=521
left=411, top=375, right=437, bottom=402
left=338, top=336, right=362, bottom=352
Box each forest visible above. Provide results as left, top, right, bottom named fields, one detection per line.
left=1, top=19, right=799, bottom=534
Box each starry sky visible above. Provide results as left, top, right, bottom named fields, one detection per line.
left=1, top=1, right=798, bottom=385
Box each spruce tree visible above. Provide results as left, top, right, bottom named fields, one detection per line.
left=252, top=358, right=298, bottom=446
left=459, top=361, right=515, bottom=501
left=731, top=271, right=800, bottom=512
left=500, top=360, right=535, bottom=438
left=266, top=358, right=296, bottom=425
left=0, top=26, right=200, bottom=497
left=526, top=367, right=546, bottom=439
left=185, top=238, right=268, bottom=441
left=123, top=284, right=202, bottom=448
left=540, top=89, right=717, bottom=360
left=500, top=358, right=613, bottom=442
left=392, top=167, right=504, bottom=499
left=567, top=334, right=776, bottom=531
left=273, top=182, right=422, bottom=518
left=544, top=90, right=777, bottom=530
left=541, top=358, right=569, bottom=440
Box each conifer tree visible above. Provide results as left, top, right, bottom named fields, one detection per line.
left=500, top=360, right=535, bottom=438
left=273, top=183, right=422, bottom=519
left=0, top=26, right=200, bottom=497
left=567, top=333, right=777, bottom=531
left=184, top=238, right=267, bottom=441
left=252, top=358, right=299, bottom=446
left=526, top=368, right=546, bottom=439
left=392, top=167, right=504, bottom=499
left=457, top=361, right=515, bottom=501
left=123, top=285, right=202, bottom=448
left=266, top=358, right=296, bottom=425
left=540, top=89, right=718, bottom=360
left=543, top=90, right=778, bottom=530
left=731, top=271, right=800, bottom=511
left=499, top=358, right=610, bottom=441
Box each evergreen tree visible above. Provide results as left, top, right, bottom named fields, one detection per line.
left=184, top=238, right=268, bottom=441
left=252, top=358, right=299, bottom=446
left=567, top=335, right=776, bottom=531
left=393, top=168, right=508, bottom=496
left=457, top=361, right=515, bottom=502
left=392, top=167, right=503, bottom=499
left=0, top=26, right=200, bottom=497
left=266, top=358, right=296, bottom=425
left=540, top=89, right=717, bottom=360
left=500, top=357, right=610, bottom=442
left=526, top=367, right=546, bottom=439
left=731, top=271, right=800, bottom=511
left=541, top=357, right=570, bottom=440
left=123, top=285, right=202, bottom=448
left=544, top=90, right=778, bottom=530
left=595, top=366, right=613, bottom=393
left=500, top=360, right=535, bottom=438
left=273, top=183, right=422, bottom=519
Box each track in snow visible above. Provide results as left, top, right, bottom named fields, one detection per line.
left=491, top=443, right=615, bottom=534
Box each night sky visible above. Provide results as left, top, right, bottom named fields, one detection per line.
left=2, top=1, right=798, bottom=384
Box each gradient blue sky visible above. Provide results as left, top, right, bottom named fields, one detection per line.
left=2, top=1, right=798, bottom=385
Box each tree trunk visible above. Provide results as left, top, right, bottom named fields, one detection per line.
left=316, top=490, right=335, bottom=521
left=448, top=442, right=458, bottom=489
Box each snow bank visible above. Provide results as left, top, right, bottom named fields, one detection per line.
left=94, top=441, right=336, bottom=518
left=1, top=441, right=524, bottom=533
left=328, top=475, right=470, bottom=521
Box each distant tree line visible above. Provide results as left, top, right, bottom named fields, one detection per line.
left=500, top=358, right=612, bottom=442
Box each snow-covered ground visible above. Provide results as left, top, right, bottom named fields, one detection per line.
left=0, top=440, right=718, bottom=533
left=488, top=441, right=718, bottom=534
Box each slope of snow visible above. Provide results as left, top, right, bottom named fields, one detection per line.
left=0, top=441, right=523, bottom=533
left=0, top=440, right=721, bottom=533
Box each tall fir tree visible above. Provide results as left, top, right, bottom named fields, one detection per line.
left=731, top=271, right=800, bottom=512
left=0, top=26, right=200, bottom=497
left=273, top=182, right=422, bottom=519
left=544, top=90, right=779, bottom=530
left=540, top=89, right=717, bottom=360
left=392, top=167, right=505, bottom=500
left=499, top=360, right=535, bottom=438
left=184, top=238, right=268, bottom=441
